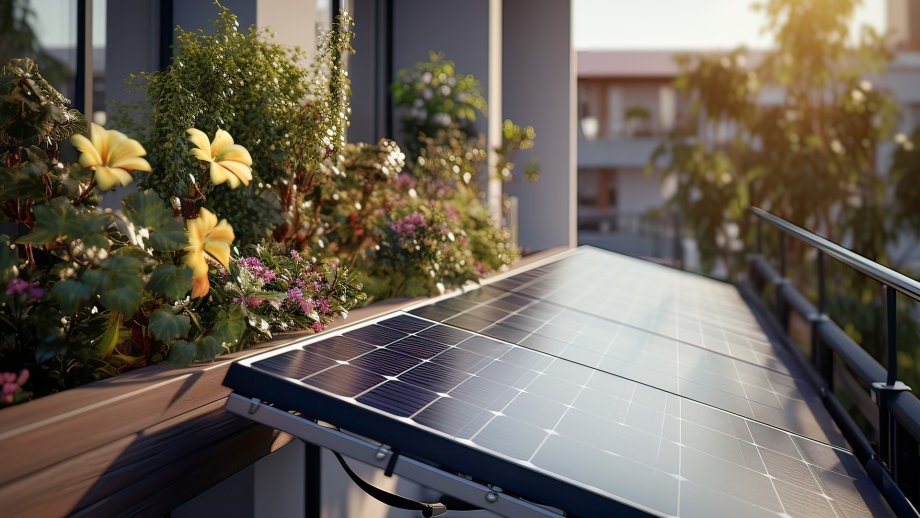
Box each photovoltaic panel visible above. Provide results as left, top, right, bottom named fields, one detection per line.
left=225, top=247, right=894, bottom=518
left=419, top=251, right=841, bottom=446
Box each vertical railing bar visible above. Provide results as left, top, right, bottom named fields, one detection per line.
left=778, top=231, right=787, bottom=278
left=817, top=252, right=826, bottom=314
left=886, top=285, right=898, bottom=387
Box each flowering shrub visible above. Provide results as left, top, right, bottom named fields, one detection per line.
left=0, top=8, right=532, bottom=407
left=0, top=59, right=363, bottom=404
left=391, top=52, right=540, bottom=184
left=391, top=52, right=486, bottom=160
left=129, top=6, right=352, bottom=244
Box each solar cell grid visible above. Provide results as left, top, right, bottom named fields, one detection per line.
left=228, top=248, right=894, bottom=518
left=411, top=256, right=841, bottom=445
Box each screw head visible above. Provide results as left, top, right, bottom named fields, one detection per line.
left=484, top=491, right=499, bottom=504
left=375, top=447, right=389, bottom=460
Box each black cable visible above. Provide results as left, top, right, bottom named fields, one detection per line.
left=331, top=450, right=480, bottom=517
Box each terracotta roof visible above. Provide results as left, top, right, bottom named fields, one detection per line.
left=578, top=50, right=684, bottom=78
left=578, top=49, right=767, bottom=79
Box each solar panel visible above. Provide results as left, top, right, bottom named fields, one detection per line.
left=224, top=247, right=895, bottom=518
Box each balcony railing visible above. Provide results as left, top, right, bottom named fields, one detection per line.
left=748, top=207, right=920, bottom=517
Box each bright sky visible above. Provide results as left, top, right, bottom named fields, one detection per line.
left=574, top=0, right=887, bottom=49
left=31, top=0, right=887, bottom=52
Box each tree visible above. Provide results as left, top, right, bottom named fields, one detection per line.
left=651, top=0, right=896, bottom=275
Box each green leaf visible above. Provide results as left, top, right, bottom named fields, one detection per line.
left=51, top=280, right=94, bottom=314
left=93, top=313, right=124, bottom=359
left=123, top=190, right=188, bottom=252
left=147, top=263, right=193, bottom=300
left=0, top=166, right=46, bottom=202
left=83, top=256, right=145, bottom=318
left=212, top=305, right=246, bottom=345
left=194, top=335, right=226, bottom=362
left=31, top=197, right=79, bottom=237
left=167, top=339, right=197, bottom=366
left=16, top=227, right=60, bottom=245
left=147, top=221, right=188, bottom=252
left=35, top=332, right=66, bottom=364
left=148, top=307, right=191, bottom=342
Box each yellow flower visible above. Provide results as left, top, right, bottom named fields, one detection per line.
left=185, top=208, right=235, bottom=298
left=186, top=128, right=253, bottom=189
left=70, top=123, right=152, bottom=190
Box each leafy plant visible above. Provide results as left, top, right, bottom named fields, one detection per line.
left=650, top=0, right=896, bottom=275
left=0, top=58, right=363, bottom=404
left=128, top=4, right=353, bottom=246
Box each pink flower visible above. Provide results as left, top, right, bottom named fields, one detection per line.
left=6, top=278, right=28, bottom=295
left=0, top=369, right=28, bottom=405
left=290, top=250, right=303, bottom=263
left=312, top=322, right=325, bottom=333
left=234, top=295, right=265, bottom=309
left=388, top=212, right=428, bottom=236
left=7, top=279, right=43, bottom=300
left=237, top=257, right=276, bottom=283
left=395, top=173, right=417, bottom=189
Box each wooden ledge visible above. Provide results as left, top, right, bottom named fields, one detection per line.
left=0, top=246, right=570, bottom=517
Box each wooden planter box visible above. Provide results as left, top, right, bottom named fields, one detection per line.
left=0, top=249, right=565, bottom=517
left=0, top=295, right=420, bottom=518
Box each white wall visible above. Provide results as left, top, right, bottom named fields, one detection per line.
left=503, top=0, right=577, bottom=251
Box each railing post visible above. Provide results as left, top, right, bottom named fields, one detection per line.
left=872, top=285, right=911, bottom=474
left=811, top=252, right=832, bottom=387
left=775, top=232, right=788, bottom=332
left=886, top=286, right=898, bottom=387
left=673, top=211, right=684, bottom=271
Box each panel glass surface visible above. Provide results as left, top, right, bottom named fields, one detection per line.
left=234, top=248, right=893, bottom=518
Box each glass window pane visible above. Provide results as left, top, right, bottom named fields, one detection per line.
left=0, top=0, right=79, bottom=99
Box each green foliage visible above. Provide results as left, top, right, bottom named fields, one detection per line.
left=890, top=127, right=920, bottom=235
left=0, top=55, right=366, bottom=405
left=497, top=119, right=539, bottom=183
left=651, top=0, right=896, bottom=275
left=131, top=4, right=353, bottom=245
left=353, top=54, right=536, bottom=299
left=0, top=58, right=86, bottom=158
left=391, top=52, right=487, bottom=160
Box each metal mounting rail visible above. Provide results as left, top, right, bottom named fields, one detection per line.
left=750, top=207, right=920, bottom=517
left=225, top=393, right=564, bottom=518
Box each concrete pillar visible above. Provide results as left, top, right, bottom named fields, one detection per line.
left=256, top=0, right=318, bottom=62
left=502, top=0, right=577, bottom=250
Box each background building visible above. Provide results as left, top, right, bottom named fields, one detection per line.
left=576, top=40, right=920, bottom=270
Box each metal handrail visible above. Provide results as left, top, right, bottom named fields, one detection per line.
left=750, top=207, right=920, bottom=516
left=751, top=207, right=920, bottom=301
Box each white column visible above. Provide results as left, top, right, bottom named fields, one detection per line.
left=503, top=0, right=576, bottom=250
left=256, top=0, right=318, bottom=63
left=487, top=0, right=503, bottom=224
